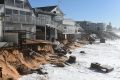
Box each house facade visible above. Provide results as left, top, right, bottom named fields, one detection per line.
left=0, top=3, right=4, bottom=40
left=62, top=19, right=80, bottom=40
left=106, top=22, right=112, bottom=32
left=0, top=1, right=65, bottom=43
left=33, top=5, right=64, bottom=41
left=1, top=0, right=36, bottom=43
left=76, top=21, right=106, bottom=34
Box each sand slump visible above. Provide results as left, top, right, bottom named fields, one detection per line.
left=0, top=48, right=50, bottom=80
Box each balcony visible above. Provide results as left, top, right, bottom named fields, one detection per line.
left=5, top=15, right=64, bottom=31
left=5, top=15, right=35, bottom=25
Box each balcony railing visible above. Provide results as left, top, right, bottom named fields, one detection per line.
left=5, top=15, right=36, bottom=24
left=5, top=15, right=64, bottom=31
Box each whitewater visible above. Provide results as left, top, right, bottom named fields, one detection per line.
left=20, top=32, right=120, bottom=80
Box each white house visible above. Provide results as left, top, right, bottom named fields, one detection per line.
left=62, top=19, right=80, bottom=39
left=76, top=21, right=106, bottom=33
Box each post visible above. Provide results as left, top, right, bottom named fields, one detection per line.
left=0, top=66, right=2, bottom=78
left=0, top=15, right=3, bottom=41
left=45, top=26, right=46, bottom=40
left=55, top=29, right=57, bottom=39
left=0, top=2, right=5, bottom=41
left=65, top=34, right=67, bottom=39
left=3, top=1, right=5, bottom=41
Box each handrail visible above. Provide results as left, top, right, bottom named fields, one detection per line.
left=5, top=15, right=64, bottom=31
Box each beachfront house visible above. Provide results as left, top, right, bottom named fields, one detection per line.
left=106, top=22, right=113, bottom=32
left=0, top=4, right=4, bottom=41
left=62, top=19, right=81, bottom=40
left=76, top=21, right=106, bottom=34
left=0, top=0, right=36, bottom=44
left=33, top=5, right=64, bottom=41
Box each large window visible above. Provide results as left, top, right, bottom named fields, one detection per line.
left=5, top=8, right=12, bottom=15
left=15, top=0, right=23, bottom=8
left=20, top=11, right=25, bottom=15
left=13, top=10, right=19, bottom=15
left=24, top=2, right=29, bottom=9
left=0, top=0, right=4, bottom=4
left=26, top=12, right=31, bottom=16
left=5, top=0, right=14, bottom=6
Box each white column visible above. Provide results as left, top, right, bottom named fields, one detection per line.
left=55, top=29, right=57, bottom=39
left=0, top=16, right=3, bottom=41
left=45, top=26, right=46, bottom=40
left=65, top=34, right=67, bottom=39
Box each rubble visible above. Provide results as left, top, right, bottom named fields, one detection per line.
left=90, top=62, right=114, bottom=73
left=0, top=38, right=85, bottom=79
left=55, top=62, right=65, bottom=67
left=67, top=56, right=76, bottom=63
left=100, top=38, right=106, bottom=43
left=80, top=51, right=86, bottom=54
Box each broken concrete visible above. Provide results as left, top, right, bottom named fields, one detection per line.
left=90, top=62, right=114, bottom=73
left=67, top=56, right=76, bottom=63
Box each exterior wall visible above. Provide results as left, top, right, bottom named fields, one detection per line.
left=106, top=23, right=112, bottom=32
left=0, top=16, right=3, bottom=40
left=34, top=6, right=64, bottom=40
left=63, top=25, right=77, bottom=34
left=36, top=26, right=45, bottom=40
left=4, top=0, right=36, bottom=40
left=52, top=7, right=64, bottom=21
left=76, top=21, right=106, bottom=33
left=0, top=4, right=4, bottom=13
left=36, top=13, right=52, bottom=26
left=0, top=4, right=4, bottom=41
left=63, top=19, right=78, bottom=34
left=96, top=23, right=106, bottom=31
left=4, top=33, right=19, bottom=44
left=63, top=19, right=75, bottom=26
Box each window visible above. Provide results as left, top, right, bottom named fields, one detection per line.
left=13, top=10, right=19, bottom=15
left=5, top=8, right=12, bottom=15
left=78, top=30, right=80, bottom=32
left=15, top=0, right=23, bottom=8
left=0, top=0, right=4, bottom=4
left=24, top=2, right=29, bottom=9
left=20, top=11, right=25, bottom=15
left=64, top=26, right=67, bottom=29
left=5, top=0, right=14, bottom=6
left=26, top=12, right=31, bottom=16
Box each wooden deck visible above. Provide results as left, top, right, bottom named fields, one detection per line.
left=22, top=39, right=52, bottom=45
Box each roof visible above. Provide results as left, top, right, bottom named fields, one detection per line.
left=26, top=0, right=32, bottom=10
left=35, top=5, right=57, bottom=12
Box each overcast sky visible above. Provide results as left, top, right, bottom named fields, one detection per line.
left=29, top=0, right=120, bottom=28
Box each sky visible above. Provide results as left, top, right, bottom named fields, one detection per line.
left=29, top=0, right=120, bottom=28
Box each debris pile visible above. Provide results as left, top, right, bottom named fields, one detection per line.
left=90, top=62, right=114, bottom=73
left=67, top=56, right=76, bottom=64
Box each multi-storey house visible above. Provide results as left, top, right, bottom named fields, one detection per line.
left=76, top=21, right=106, bottom=34
left=33, top=5, right=64, bottom=41
left=62, top=19, right=81, bottom=40
left=0, top=0, right=36, bottom=43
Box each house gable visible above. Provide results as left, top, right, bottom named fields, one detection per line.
left=51, top=6, right=64, bottom=16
